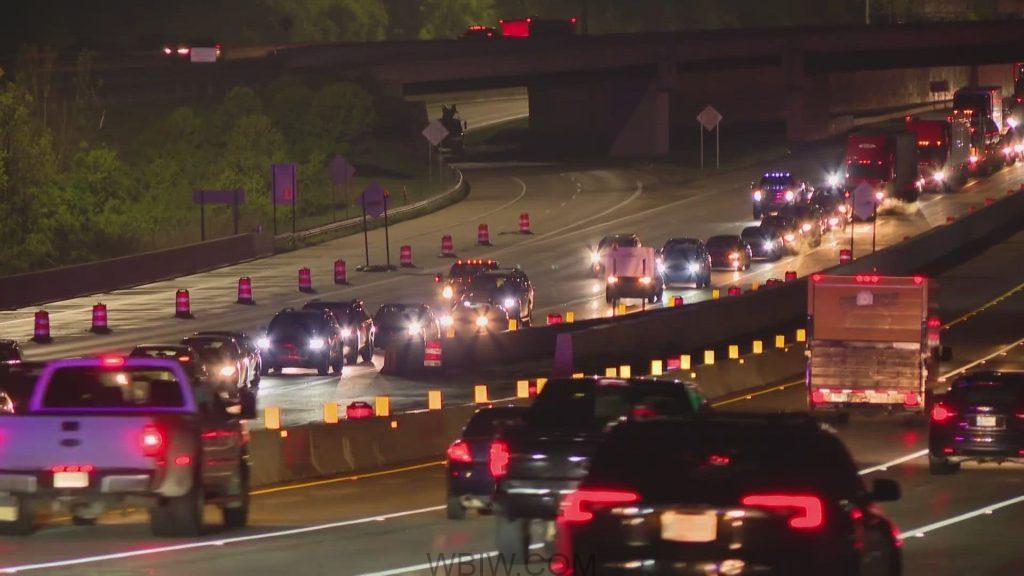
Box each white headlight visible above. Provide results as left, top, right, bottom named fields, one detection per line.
left=256, top=337, right=271, bottom=350
left=503, top=297, right=517, bottom=309
left=406, top=322, right=422, bottom=336
left=475, top=315, right=489, bottom=328
left=639, top=276, right=652, bottom=285
left=1009, top=117, right=1020, bottom=129
left=874, top=191, right=885, bottom=202
left=688, top=262, right=701, bottom=273
left=801, top=223, right=812, bottom=232
left=340, top=328, right=352, bottom=338
left=439, top=315, right=453, bottom=328
left=442, top=285, right=454, bottom=299
left=607, top=275, right=618, bottom=284
left=219, top=365, right=237, bottom=377
left=753, top=190, right=763, bottom=202
left=784, top=190, right=795, bottom=202
left=933, top=170, right=946, bottom=182
left=1016, top=144, right=1024, bottom=154
left=826, top=173, right=841, bottom=187
left=656, top=261, right=666, bottom=274
left=828, top=217, right=839, bottom=226
left=308, top=337, right=326, bottom=350
left=763, top=241, right=773, bottom=250
left=590, top=251, right=600, bottom=265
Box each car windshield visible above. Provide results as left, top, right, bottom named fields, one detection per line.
left=376, top=307, right=425, bottom=327
left=268, top=314, right=323, bottom=335
left=464, top=407, right=527, bottom=437
left=527, top=380, right=700, bottom=429
left=132, top=347, right=187, bottom=359
left=761, top=216, right=793, bottom=229
left=705, top=237, right=737, bottom=250
left=184, top=339, right=235, bottom=360
left=599, top=235, right=639, bottom=250
left=469, top=274, right=508, bottom=293
left=587, top=420, right=864, bottom=503
left=42, top=367, right=186, bottom=409
left=663, top=245, right=699, bottom=259
left=741, top=228, right=767, bottom=241
left=954, top=377, right=1024, bottom=405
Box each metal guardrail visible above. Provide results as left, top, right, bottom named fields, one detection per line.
left=275, top=168, right=466, bottom=244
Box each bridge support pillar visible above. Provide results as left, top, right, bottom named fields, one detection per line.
left=784, top=50, right=835, bottom=142
left=528, top=71, right=670, bottom=157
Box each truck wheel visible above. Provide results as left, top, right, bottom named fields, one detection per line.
left=72, top=515, right=97, bottom=526
left=345, top=346, right=359, bottom=365
left=318, top=356, right=331, bottom=376
left=222, top=463, right=250, bottom=529
left=496, top=514, right=529, bottom=564
left=360, top=338, right=374, bottom=363
left=150, top=482, right=205, bottom=537
left=929, top=455, right=959, bottom=475
left=446, top=497, right=466, bottom=520
left=0, top=497, right=34, bottom=536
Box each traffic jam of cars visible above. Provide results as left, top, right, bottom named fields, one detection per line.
left=0, top=79, right=1020, bottom=576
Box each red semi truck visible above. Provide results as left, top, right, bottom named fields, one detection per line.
left=498, top=17, right=578, bottom=38
left=844, top=129, right=922, bottom=203
left=905, top=113, right=971, bottom=192
left=806, top=274, right=947, bottom=416
left=953, top=86, right=1009, bottom=174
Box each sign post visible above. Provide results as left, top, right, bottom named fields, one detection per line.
left=696, top=105, right=723, bottom=170
left=328, top=154, right=356, bottom=222
left=193, top=189, right=247, bottom=241
left=422, top=121, right=450, bottom=185
left=271, top=163, right=297, bottom=237
left=357, top=182, right=392, bottom=271
left=851, top=182, right=880, bottom=264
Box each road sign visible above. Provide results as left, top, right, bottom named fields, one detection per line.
left=852, top=182, right=877, bottom=220
left=329, top=154, right=356, bottom=187
left=696, top=105, right=723, bottom=131
left=358, top=182, right=390, bottom=219
left=422, top=121, right=450, bottom=147
left=272, top=163, right=297, bottom=205
left=192, top=189, right=246, bottom=205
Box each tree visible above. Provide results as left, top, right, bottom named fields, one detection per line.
left=417, top=0, right=496, bottom=38
left=311, top=82, right=375, bottom=154
left=216, top=113, right=286, bottom=220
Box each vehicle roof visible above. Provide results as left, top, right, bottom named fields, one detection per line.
left=663, top=237, right=701, bottom=246
left=133, top=344, right=192, bottom=352
left=706, top=234, right=742, bottom=243
left=741, top=226, right=771, bottom=236
left=952, top=370, right=1024, bottom=388
left=193, top=330, right=246, bottom=339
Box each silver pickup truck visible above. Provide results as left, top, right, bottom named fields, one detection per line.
left=0, top=356, right=253, bottom=536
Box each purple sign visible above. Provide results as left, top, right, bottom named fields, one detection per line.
left=358, top=182, right=390, bottom=219
left=192, top=189, right=246, bottom=205
left=272, top=163, right=297, bottom=205
left=329, top=155, right=356, bottom=187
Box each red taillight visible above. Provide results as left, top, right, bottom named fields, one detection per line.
left=51, top=464, right=94, bottom=473
left=174, top=455, right=192, bottom=466
left=811, top=389, right=825, bottom=404
left=560, top=489, right=639, bottom=523
left=447, top=439, right=473, bottom=463
left=904, top=392, right=920, bottom=407
left=931, top=403, right=956, bottom=423
left=741, top=494, right=824, bottom=529
left=913, top=275, right=925, bottom=285
left=140, top=425, right=165, bottom=457
left=489, top=440, right=510, bottom=478
left=927, top=317, right=942, bottom=329
left=100, top=355, right=126, bottom=368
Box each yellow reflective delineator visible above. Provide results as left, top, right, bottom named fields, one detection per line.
left=753, top=340, right=763, bottom=354
left=265, top=407, right=281, bottom=430
left=565, top=311, right=575, bottom=323
left=428, top=390, right=442, bottom=410
left=704, top=350, right=715, bottom=365
left=508, top=318, right=518, bottom=331
left=619, top=365, right=632, bottom=378
left=650, top=359, right=663, bottom=376
left=323, top=402, right=339, bottom=424
left=536, top=378, right=548, bottom=393
left=605, top=367, right=618, bottom=378
left=572, top=372, right=585, bottom=379
left=474, top=385, right=489, bottom=403
left=711, top=288, right=721, bottom=299
left=775, top=334, right=786, bottom=349
left=796, top=328, right=807, bottom=342
left=680, top=354, right=691, bottom=370
left=517, top=380, right=530, bottom=398
left=729, top=345, right=739, bottom=359
left=375, top=396, right=390, bottom=417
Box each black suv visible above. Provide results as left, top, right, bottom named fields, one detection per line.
left=446, top=406, right=529, bottom=519
left=491, top=377, right=706, bottom=559
left=440, top=259, right=500, bottom=303
left=129, top=344, right=210, bottom=386
left=741, top=225, right=784, bottom=261
left=461, top=269, right=535, bottom=326
left=659, top=238, right=711, bottom=288
left=180, top=334, right=258, bottom=401
left=556, top=414, right=902, bottom=575
left=705, top=235, right=752, bottom=271
left=929, top=370, right=1024, bottom=474
left=260, top=308, right=344, bottom=376
left=303, top=299, right=375, bottom=364
left=373, top=304, right=441, bottom=350
left=0, top=340, right=23, bottom=364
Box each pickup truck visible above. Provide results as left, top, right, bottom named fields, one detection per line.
left=490, top=376, right=706, bottom=562
left=0, top=356, right=254, bottom=536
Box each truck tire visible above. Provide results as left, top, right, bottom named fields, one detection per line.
left=446, top=496, right=466, bottom=520
left=345, top=345, right=359, bottom=365
left=222, top=462, right=250, bottom=529
left=0, top=497, right=34, bottom=536
left=150, top=482, right=205, bottom=537
left=496, top=514, right=529, bottom=564
left=318, top=355, right=331, bottom=376
left=928, top=455, right=959, bottom=475
left=361, top=336, right=375, bottom=362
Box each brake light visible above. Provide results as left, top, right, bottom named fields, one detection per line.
left=447, top=439, right=473, bottom=463
left=741, top=494, right=824, bottom=529
left=812, top=274, right=823, bottom=282
left=140, top=425, right=165, bottom=457
left=560, top=489, right=639, bottom=523
left=913, top=275, right=925, bottom=285
left=904, top=392, right=920, bottom=407
left=931, top=403, right=956, bottom=423
left=100, top=355, right=126, bottom=368
left=489, top=440, right=510, bottom=478
left=927, top=317, right=941, bottom=329
left=51, top=464, right=94, bottom=473
left=811, top=389, right=825, bottom=404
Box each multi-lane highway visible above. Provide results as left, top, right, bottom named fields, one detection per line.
left=0, top=222, right=1021, bottom=576
left=3, top=126, right=1023, bottom=426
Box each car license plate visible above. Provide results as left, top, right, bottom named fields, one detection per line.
left=54, top=471, right=89, bottom=489
left=660, top=511, right=717, bottom=543
left=976, top=415, right=997, bottom=428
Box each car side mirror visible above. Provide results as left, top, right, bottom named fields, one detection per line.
left=870, top=478, right=901, bottom=502
left=239, top=388, right=257, bottom=421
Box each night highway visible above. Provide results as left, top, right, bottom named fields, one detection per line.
left=3, top=4, right=1024, bottom=575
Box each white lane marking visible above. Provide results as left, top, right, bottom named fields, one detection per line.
left=901, top=494, right=1024, bottom=540
left=0, top=506, right=445, bottom=574
left=940, top=336, right=1024, bottom=381
left=858, top=450, right=929, bottom=476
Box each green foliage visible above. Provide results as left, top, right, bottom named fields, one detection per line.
left=418, top=0, right=496, bottom=39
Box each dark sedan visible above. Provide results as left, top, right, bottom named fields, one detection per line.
left=373, top=304, right=440, bottom=350
left=303, top=300, right=375, bottom=365
left=557, top=414, right=902, bottom=576
left=129, top=344, right=210, bottom=385
left=705, top=235, right=752, bottom=271
left=258, top=308, right=344, bottom=376
left=929, top=370, right=1024, bottom=474
left=658, top=239, right=711, bottom=288
left=446, top=406, right=528, bottom=519
left=741, top=226, right=784, bottom=261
